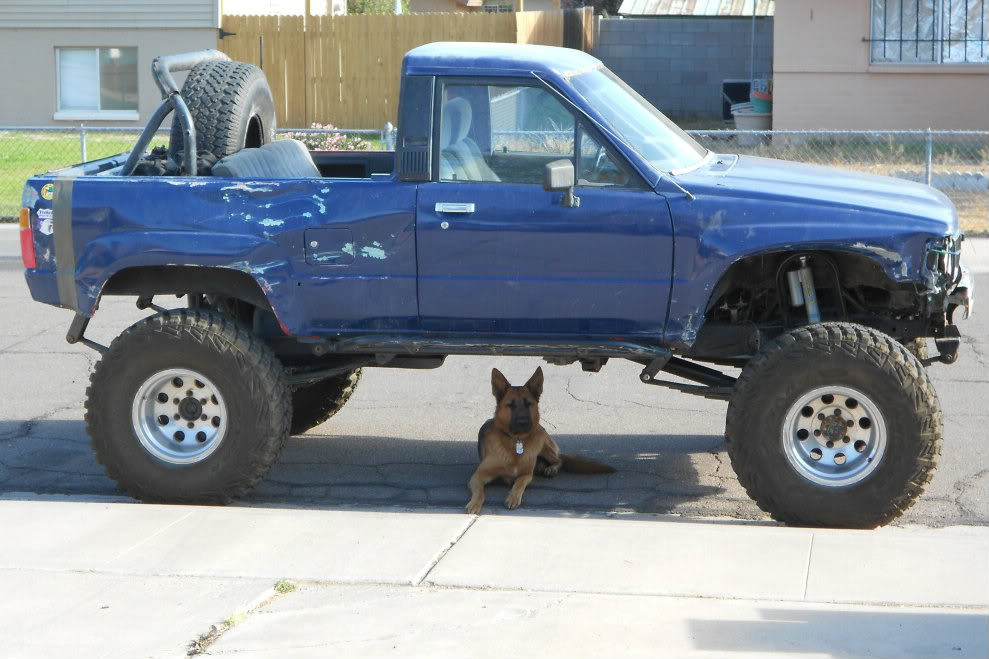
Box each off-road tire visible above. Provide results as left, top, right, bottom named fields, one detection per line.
left=902, top=337, right=929, bottom=363
left=85, top=310, right=290, bottom=504
left=725, top=322, right=942, bottom=528
left=168, top=60, right=275, bottom=164
left=290, top=370, right=362, bottom=435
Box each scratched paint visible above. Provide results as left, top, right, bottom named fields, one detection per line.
left=361, top=245, right=387, bottom=260
left=311, top=195, right=327, bottom=214
left=220, top=182, right=274, bottom=193
left=259, top=218, right=284, bottom=227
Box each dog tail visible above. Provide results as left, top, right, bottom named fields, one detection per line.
left=560, top=453, right=615, bottom=475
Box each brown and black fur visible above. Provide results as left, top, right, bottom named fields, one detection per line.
left=465, top=367, right=614, bottom=514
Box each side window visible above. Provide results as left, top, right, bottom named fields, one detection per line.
left=578, top=128, right=631, bottom=187
left=439, top=83, right=575, bottom=185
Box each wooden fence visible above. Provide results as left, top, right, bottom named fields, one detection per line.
left=218, top=8, right=593, bottom=129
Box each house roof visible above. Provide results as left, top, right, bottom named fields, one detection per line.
left=617, top=0, right=774, bottom=17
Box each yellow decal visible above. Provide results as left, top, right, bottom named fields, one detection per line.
left=40, top=183, right=55, bottom=201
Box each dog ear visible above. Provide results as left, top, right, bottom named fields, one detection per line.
left=524, top=366, right=544, bottom=400
left=491, top=368, right=510, bottom=401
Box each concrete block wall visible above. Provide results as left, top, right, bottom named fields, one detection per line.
left=594, top=17, right=773, bottom=121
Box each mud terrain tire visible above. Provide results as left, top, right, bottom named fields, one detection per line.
left=168, top=60, right=275, bottom=163
left=725, top=322, right=942, bottom=528
left=290, top=370, right=362, bottom=435
left=85, top=310, right=290, bottom=503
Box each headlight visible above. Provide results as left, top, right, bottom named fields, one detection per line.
left=924, top=235, right=963, bottom=291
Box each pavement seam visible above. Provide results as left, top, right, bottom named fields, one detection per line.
left=1, top=567, right=986, bottom=610
left=802, top=532, right=816, bottom=601
left=232, top=579, right=989, bottom=611
left=114, top=509, right=196, bottom=563
left=413, top=514, right=478, bottom=586
left=186, top=583, right=282, bottom=657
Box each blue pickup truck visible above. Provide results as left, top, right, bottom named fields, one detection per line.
left=19, top=44, right=972, bottom=527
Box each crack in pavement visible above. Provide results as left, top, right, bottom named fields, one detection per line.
left=951, top=468, right=989, bottom=521
left=565, top=377, right=607, bottom=407
left=0, top=399, right=87, bottom=443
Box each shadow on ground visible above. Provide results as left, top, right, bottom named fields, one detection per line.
left=688, top=607, right=989, bottom=659
left=0, top=419, right=740, bottom=517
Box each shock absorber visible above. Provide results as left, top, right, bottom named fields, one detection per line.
left=798, top=256, right=821, bottom=324
left=786, top=256, right=821, bottom=324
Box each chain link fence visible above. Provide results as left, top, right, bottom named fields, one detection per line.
left=2, top=125, right=986, bottom=233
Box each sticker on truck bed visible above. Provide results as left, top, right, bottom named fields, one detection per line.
left=37, top=208, right=53, bottom=235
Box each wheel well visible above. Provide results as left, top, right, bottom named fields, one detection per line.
left=691, top=249, right=930, bottom=360
left=101, top=265, right=271, bottom=311
left=704, top=249, right=912, bottom=323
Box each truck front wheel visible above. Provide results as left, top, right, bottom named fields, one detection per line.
left=85, top=310, right=290, bottom=503
left=290, top=370, right=361, bottom=435
left=725, top=322, right=942, bottom=528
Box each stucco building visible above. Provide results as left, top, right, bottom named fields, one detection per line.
left=773, top=0, right=988, bottom=129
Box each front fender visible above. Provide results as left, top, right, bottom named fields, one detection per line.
left=664, top=188, right=949, bottom=349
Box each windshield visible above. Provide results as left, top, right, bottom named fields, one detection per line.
left=569, top=66, right=708, bottom=173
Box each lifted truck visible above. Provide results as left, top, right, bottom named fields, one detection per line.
left=19, top=45, right=972, bottom=527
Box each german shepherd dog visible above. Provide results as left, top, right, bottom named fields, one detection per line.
left=466, top=367, right=614, bottom=514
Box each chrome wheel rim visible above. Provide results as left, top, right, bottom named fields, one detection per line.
left=781, top=385, right=887, bottom=487
left=131, top=369, right=228, bottom=464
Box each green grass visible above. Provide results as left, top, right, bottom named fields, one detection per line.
left=0, top=131, right=157, bottom=219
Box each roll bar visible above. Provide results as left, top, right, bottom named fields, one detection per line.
left=122, top=50, right=231, bottom=177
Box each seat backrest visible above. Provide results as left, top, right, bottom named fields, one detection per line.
left=441, top=98, right=500, bottom=183
left=212, top=139, right=320, bottom=179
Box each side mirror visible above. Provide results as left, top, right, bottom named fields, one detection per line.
left=543, top=159, right=575, bottom=191
left=543, top=159, right=580, bottom=208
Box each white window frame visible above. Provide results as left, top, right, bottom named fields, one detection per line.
left=869, top=0, right=988, bottom=66
left=54, top=47, right=139, bottom=121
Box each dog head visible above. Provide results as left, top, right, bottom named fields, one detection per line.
left=491, top=367, right=543, bottom=435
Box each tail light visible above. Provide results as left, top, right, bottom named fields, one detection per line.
left=19, top=207, right=37, bottom=269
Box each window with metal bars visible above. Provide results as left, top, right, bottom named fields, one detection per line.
left=870, top=0, right=988, bottom=63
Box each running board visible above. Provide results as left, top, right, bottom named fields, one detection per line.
left=315, top=336, right=672, bottom=361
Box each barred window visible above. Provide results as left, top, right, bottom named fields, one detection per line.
left=871, top=0, right=988, bottom=63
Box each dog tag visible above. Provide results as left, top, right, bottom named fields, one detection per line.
left=515, top=439, right=524, bottom=455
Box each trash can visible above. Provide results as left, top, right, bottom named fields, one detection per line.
left=732, top=110, right=771, bottom=147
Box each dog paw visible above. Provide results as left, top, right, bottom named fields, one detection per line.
left=541, top=464, right=560, bottom=478
left=465, top=500, right=483, bottom=515
left=504, top=494, right=523, bottom=510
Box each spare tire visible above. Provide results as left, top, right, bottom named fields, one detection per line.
left=168, top=59, right=276, bottom=165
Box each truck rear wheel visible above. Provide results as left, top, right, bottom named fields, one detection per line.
left=168, top=59, right=275, bottom=164
left=290, top=370, right=362, bottom=435
left=725, top=322, right=942, bottom=528
left=85, top=310, right=290, bottom=503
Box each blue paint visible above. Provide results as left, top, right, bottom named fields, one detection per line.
left=21, top=44, right=963, bottom=354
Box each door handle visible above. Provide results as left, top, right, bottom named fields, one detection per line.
left=435, top=202, right=475, bottom=214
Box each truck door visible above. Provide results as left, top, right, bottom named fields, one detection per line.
left=415, top=79, right=674, bottom=337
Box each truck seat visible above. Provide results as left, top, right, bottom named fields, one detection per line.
left=212, top=139, right=320, bottom=179
left=440, top=98, right=500, bottom=182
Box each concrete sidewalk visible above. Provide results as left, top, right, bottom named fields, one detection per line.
left=0, top=498, right=986, bottom=658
